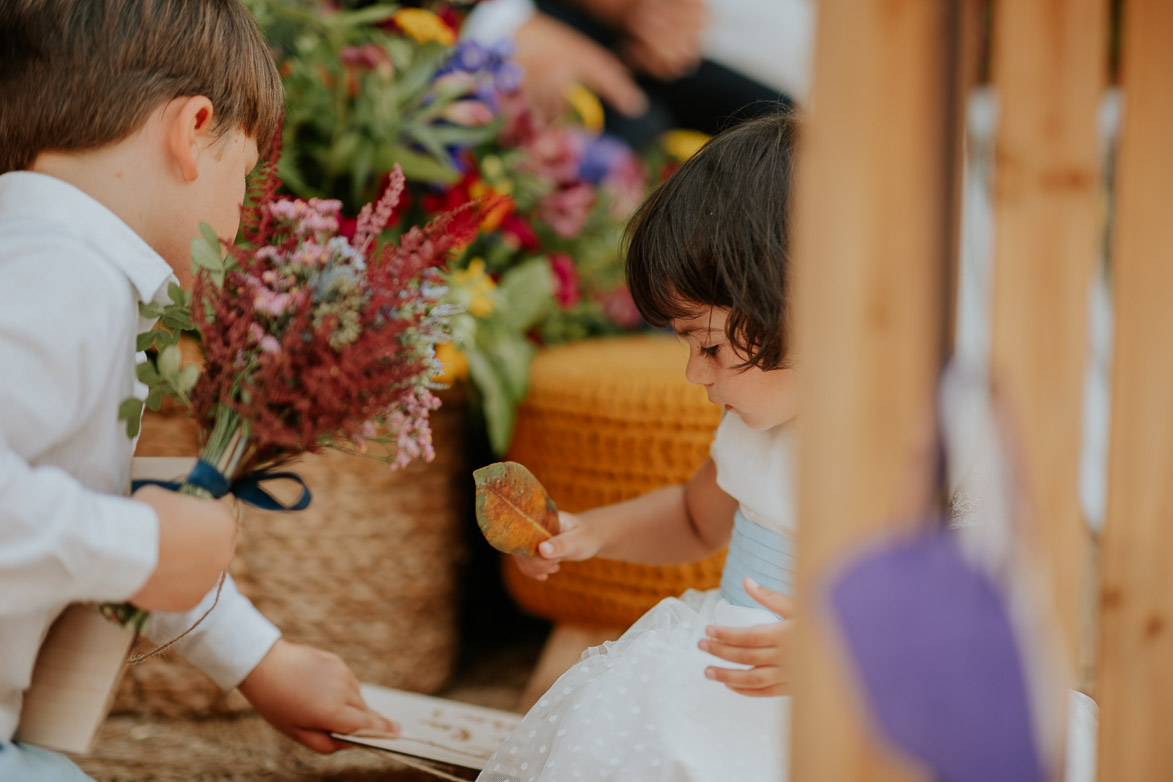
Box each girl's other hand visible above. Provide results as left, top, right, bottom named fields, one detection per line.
left=698, top=578, right=794, bottom=697
left=510, top=510, right=602, bottom=580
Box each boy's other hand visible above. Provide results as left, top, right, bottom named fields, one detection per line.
left=510, top=510, right=601, bottom=580
left=238, top=639, right=399, bottom=754
left=698, top=578, right=794, bottom=697
left=129, top=485, right=236, bottom=612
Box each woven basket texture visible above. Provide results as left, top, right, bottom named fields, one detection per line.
left=502, top=335, right=725, bottom=627
left=113, top=388, right=469, bottom=717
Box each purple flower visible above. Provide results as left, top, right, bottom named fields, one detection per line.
left=578, top=135, right=632, bottom=184
left=493, top=62, right=523, bottom=93
left=453, top=40, right=490, bottom=72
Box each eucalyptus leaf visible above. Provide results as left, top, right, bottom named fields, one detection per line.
left=146, top=388, right=163, bottom=412
left=136, top=362, right=161, bottom=384
left=139, top=301, right=166, bottom=319
left=136, top=331, right=159, bottom=352
left=161, top=311, right=193, bottom=332
left=118, top=397, right=144, bottom=438
left=178, top=364, right=201, bottom=394
left=157, top=345, right=182, bottom=379
left=167, top=282, right=189, bottom=306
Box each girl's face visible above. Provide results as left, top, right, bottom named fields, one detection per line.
left=672, top=306, right=798, bottom=431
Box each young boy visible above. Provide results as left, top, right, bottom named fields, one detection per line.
left=0, top=1, right=395, bottom=777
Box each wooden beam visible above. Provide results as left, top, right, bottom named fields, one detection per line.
left=988, top=0, right=1107, bottom=680
left=790, top=1, right=954, bottom=779
left=1095, top=0, right=1173, bottom=778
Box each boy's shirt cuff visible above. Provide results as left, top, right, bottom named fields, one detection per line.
left=143, top=575, right=281, bottom=691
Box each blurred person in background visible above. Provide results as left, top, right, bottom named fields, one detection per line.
left=463, top=0, right=813, bottom=147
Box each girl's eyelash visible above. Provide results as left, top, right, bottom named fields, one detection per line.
left=700, top=344, right=720, bottom=358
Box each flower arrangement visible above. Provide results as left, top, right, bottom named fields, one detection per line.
left=244, top=1, right=661, bottom=453
left=247, top=0, right=508, bottom=211
left=112, top=140, right=498, bottom=627
left=422, top=92, right=651, bottom=451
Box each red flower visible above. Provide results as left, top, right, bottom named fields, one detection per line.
left=500, top=214, right=539, bottom=251
left=548, top=253, right=581, bottom=309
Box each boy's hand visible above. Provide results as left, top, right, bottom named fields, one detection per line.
left=510, top=511, right=602, bottom=580
left=129, top=485, right=237, bottom=612
left=699, top=578, right=794, bottom=697
left=238, top=639, right=399, bottom=754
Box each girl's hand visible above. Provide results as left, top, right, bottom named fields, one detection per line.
left=698, top=578, right=794, bottom=697
left=510, top=511, right=602, bottom=581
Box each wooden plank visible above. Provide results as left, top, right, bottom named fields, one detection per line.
left=1095, top=0, right=1173, bottom=778
left=988, top=0, right=1107, bottom=683
left=790, top=1, right=954, bottom=779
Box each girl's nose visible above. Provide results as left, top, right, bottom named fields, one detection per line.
left=684, top=352, right=711, bottom=386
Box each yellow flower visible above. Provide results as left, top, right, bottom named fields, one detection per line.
left=451, top=258, right=496, bottom=318
left=434, top=341, right=469, bottom=383
left=394, top=8, right=455, bottom=46
left=565, top=83, right=604, bottom=134
left=660, top=129, right=711, bottom=161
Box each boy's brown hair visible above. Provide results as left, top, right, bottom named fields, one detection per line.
left=0, top=0, right=283, bottom=173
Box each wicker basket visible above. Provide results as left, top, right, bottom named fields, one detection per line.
left=113, top=387, right=470, bottom=717
left=502, top=335, right=725, bottom=628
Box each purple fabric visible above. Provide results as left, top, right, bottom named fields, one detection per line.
left=826, top=530, right=1047, bottom=782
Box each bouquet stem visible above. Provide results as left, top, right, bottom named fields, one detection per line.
left=103, top=406, right=251, bottom=630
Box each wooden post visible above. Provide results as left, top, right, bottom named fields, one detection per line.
left=1095, top=0, right=1173, bottom=778
left=988, top=0, right=1106, bottom=682
left=790, top=1, right=955, bottom=779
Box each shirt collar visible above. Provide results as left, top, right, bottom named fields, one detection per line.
left=0, top=171, right=177, bottom=304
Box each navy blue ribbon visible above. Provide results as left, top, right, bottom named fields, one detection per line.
left=132, top=458, right=312, bottom=511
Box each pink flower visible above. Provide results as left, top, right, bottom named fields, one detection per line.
left=598, top=285, right=643, bottom=329
left=441, top=100, right=494, bottom=127
left=525, top=127, right=585, bottom=185
left=548, top=253, right=581, bottom=309
left=538, top=183, right=595, bottom=239
left=602, top=155, right=648, bottom=219
left=340, top=43, right=392, bottom=78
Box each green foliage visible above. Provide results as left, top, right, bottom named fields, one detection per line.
left=247, top=0, right=499, bottom=212
left=117, top=271, right=203, bottom=439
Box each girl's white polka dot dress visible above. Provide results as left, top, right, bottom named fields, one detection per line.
left=479, top=414, right=794, bottom=781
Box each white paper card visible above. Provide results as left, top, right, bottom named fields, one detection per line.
left=334, top=684, right=520, bottom=771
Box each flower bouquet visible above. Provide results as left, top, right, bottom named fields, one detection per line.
left=16, top=139, right=499, bottom=753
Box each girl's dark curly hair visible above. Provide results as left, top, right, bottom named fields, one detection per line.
left=625, top=111, right=797, bottom=370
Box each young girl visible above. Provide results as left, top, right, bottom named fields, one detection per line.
left=479, top=112, right=799, bottom=782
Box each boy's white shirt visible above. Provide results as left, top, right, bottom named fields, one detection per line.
left=0, top=170, right=280, bottom=743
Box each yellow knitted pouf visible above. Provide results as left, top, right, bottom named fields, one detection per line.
left=503, top=334, right=725, bottom=628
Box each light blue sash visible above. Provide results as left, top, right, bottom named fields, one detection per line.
left=719, top=510, right=795, bottom=611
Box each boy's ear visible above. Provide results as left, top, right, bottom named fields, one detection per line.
left=166, top=95, right=217, bottom=182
